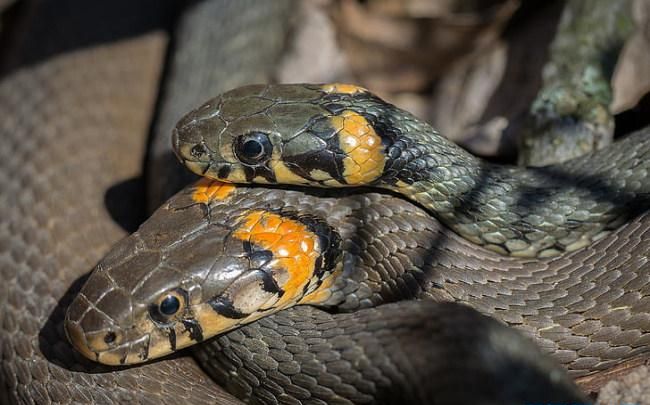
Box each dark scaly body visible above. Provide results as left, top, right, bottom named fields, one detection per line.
left=196, top=301, right=586, bottom=405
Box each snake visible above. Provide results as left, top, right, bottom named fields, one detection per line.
left=172, top=83, right=650, bottom=259
left=64, top=78, right=650, bottom=404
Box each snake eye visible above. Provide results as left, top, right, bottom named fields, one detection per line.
left=160, top=295, right=180, bottom=315
left=150, top=289, right=187, bottom=324
left=234, top=132, right=272, bottom=165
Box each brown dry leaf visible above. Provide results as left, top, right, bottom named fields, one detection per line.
left=330, top=0, right=519, bottom=94
left=276, top=0, right=352, bottom=84
left=429, top=1, right=565, bottom=158
left=612, top=0, right=650, bottom=112
left=596, top=365, right=650, bottom=404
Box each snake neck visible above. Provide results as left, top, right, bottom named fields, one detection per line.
left=355, top=100, right=650, bottom=258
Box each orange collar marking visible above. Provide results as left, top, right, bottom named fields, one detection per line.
left=331, top=110, right=386, bottom=184
left=233, top=211, right=322, bottom=307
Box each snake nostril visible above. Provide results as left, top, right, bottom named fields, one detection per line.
left=104, top=331, right=117, bottom=345
left=190, top=144, right=207, bottom=159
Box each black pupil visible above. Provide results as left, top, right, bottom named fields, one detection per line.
left=235, top=132, right=271, bottom=165
left=242, top=139, right=263, bottom=158
left=160, top=295, right=180, bottom=316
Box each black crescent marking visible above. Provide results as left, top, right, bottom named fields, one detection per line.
left=168, top=327, right=177, bottom=351
left=260, top=269, right=284, bottom=297
left=248, top=248, right=274, bottom=269
left=217, top=165, right=231, bottom=179
left=209, top=296, right=247, bottom=319
left=182, top=319, right=204, bottom=342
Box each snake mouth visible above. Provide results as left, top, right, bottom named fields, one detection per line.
left=93, top=334, right=152, bottom=366
left=181, top=157, right=247, bottom=184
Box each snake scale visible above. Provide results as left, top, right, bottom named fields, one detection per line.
left=0, top=1, right=647, bottom=404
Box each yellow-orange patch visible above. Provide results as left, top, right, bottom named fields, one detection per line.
left=191, top=178, right=236, bottom=203
left=331, top=110, right=386, bottom=184
left=271, top=159, right=312, bottom=185
left=321, top=83, right=368, bottom=95
left=232, top=211, right=321, bottom=307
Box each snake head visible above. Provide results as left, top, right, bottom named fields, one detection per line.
left=172, top=83, right=392, bottom=187
left=64, top=181, right=341, bottom=365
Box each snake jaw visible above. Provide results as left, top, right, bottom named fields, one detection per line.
left=93, top=334, right=151, bottom=366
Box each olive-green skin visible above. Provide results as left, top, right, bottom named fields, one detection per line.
left=174, top=84, right=650, bottom=259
